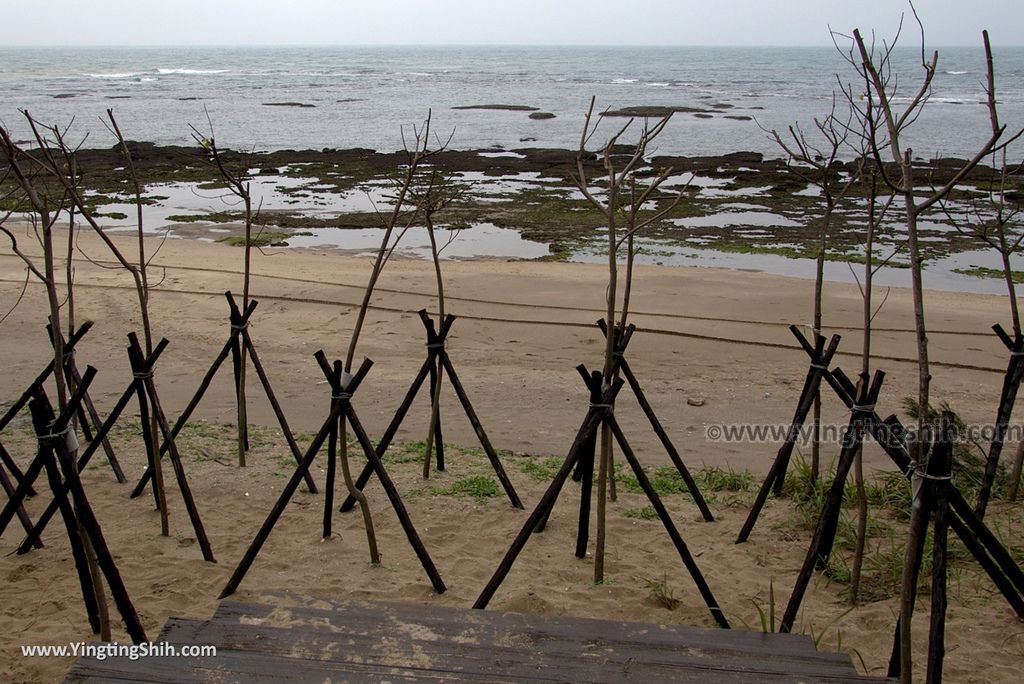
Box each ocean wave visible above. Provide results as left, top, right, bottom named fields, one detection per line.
left=889, top=95, right=975, bottom=104
left=157, top=68, right=230, bottom=75
left=945, top=70, right=968, bottom=75
left=646, top=82, right=671, bottom=87
left=85, top=72, right=141, bottom=79
left=611, top=78, right=638, bottom=84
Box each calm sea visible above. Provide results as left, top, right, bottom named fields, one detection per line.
left=2, top=45, right=1022, bottom=157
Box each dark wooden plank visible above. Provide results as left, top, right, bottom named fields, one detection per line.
left=164, top=612, right=876, bottom=682
left=224, top=594, right=845, bottom=664
left=68, top=617, right=881, bottom=684
left=68, top=598, right=891, bottom=683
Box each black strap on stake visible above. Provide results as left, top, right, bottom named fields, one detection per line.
left=127, top=332, right=216, bottom=563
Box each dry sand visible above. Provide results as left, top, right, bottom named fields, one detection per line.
left=1, top=229, right=1022, bottom=682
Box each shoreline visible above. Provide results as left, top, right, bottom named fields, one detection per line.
left=4, top=142, right=1018, bottom=295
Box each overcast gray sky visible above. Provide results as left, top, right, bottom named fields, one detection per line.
left=3, top=1, right=1020, bottom=47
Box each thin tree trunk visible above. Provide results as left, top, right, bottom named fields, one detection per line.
left=237, top=193, right=252, bottom=467
left=594, top=174, right=618, bottom=584
left=423, top=213, right=446, bottom=477
left=811, top=220, right=826, bottom=485
left=80, top=529, right=111, bottom=640
left=850, top=174, right=878, bottom=605
left=340, top=416, right=380, bottom=563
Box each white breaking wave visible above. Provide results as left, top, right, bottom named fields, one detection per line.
left=646, top=82, right=670, bottom=87
left=157, top=68, right=230, bottom=75
left=945, top=70, right=968, bottom=75
left=85, top=72, right=141, bottom=79
left=611, top=78, right=638, bottom=84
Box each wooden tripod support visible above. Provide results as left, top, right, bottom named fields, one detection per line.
left=24, top=366, right=147, bottom=642
left=3, top=333, right=216, bottom=562
left=885, top=412, right=956, bottom=680
left=737, top=325, right=842, bottom=543
left=47, top=323, right=124, bottom=482
left=339, top=309, right=523, bottom=512
left=125, top=332, right=216, bottom=562
left=1, top=337, right=168, bottom=549
left=596, top=319, right=714, bottom=522
left=0, top=438, right=42, bottom=548
left=473, top=367, right=730, bottom=629
left=219, top=355, right=447, bottom=599
left=775, top=364, right=1024, bottom=637
left=778, top=369, right=885, bottom=633
left=130, top=291, right=317, bottom=498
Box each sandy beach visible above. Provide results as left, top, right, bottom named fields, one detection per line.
left=2, top=229, right=1023, bottom=682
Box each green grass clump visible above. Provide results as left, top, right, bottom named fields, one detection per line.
left=622, top=506, right=658, bottom=520
left=620, top=466, right=687, bottom=495
left=641, top=574, right=681, bottom=610
left=699, top=465, right=755, bottom=492
left=517, top=456, right=565, bottom=481
left=434, top=475, right=499, bottom=503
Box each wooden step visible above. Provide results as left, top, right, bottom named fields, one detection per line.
left=66, top=594, right=889, bottom=683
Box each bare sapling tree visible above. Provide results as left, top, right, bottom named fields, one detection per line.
left=842, top=11, right=1021, bottom=680
left=405, top=169, right=468, bottom=477
left=935, top=59, right=1024, bottom=511
left=191, top=119, right=256, bottom=468
left=334, top=111, right=450, bottom=563
left=15, top=111, right=173, bottom=536
left=573, top=97, right=684, bottom=582
left=0, top=121, right=112, bottom=639
left=766, top=100, right=860, bottom=486
left=848, top=163, right=900, bottom=604
left=836, top=58, right=907, bottom=605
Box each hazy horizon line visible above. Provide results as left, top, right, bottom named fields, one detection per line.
left=3, top=42, right=1021, bottom=50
